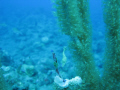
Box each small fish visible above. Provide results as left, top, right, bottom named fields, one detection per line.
left=52, top=50, right=61, bottom=78
left=61, top=46, right=67, bottom=67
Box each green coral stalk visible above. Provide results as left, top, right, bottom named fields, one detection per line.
left=102, top=0, right=120, bottom=89
left=53, top=0, right=100, bottom=89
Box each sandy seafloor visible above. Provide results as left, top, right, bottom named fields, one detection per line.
left=0, top=0, right=105, bottom=90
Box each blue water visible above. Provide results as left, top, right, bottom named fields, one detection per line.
left=0, top=0, right=105, bottom=90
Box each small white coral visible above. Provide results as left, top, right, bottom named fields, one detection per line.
left=54, top=75, right=82, bottom=88
left=1, top=65, right=11, bottom=72
left=41, top=36, right=49, bottom=43
left=69, top=76, right=82, bottom=85
left=54, top=76, right=69, bottom=88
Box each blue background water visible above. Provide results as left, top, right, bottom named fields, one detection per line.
left=0, top=0, right=105, bottom=89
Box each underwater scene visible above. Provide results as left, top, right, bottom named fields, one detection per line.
left=0, top=0, right=120, bottom=90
